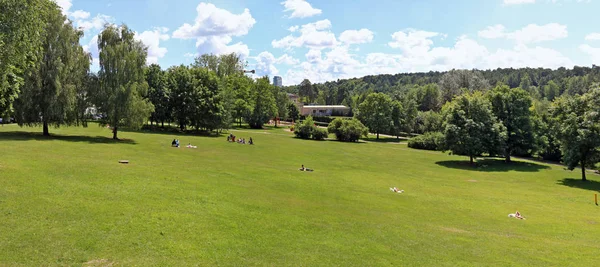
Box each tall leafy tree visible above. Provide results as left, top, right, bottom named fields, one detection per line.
left=287, top=103, right=300, bottom=122
left=95, top=24, right=154, bottom=139
left=357, top=92, right=393, bottom=139
left=299, top=79, right=315, bottom=103
left=0, top=0, right=53, bottom=118
left=439, top=69, right=490, bottom=102
left=189, top=67, right=225, bottom=132
left=488, top=85, right=534, bottom=162
left=443, top=92, right=506, bottom=164
left=193, top=53, right=245, bottom=78
left=390, top=100, right=404, bottom=138
left=145, top=64, right=170, bottom=127
left=553, top=88, right=600, bottom=181
left=543, top=80, right=560, bottom=101
left=246, top=76, right=276, bottom=129
left=167, top=65, right=194, bottom=131
left=272, top=87, right=290, bottom=127
left=14, top=5, right=90, bottom=135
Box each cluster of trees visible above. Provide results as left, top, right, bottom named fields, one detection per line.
left=1, top=0, right=295, bottom=139
left=404, top=85, right=600, bottom=181
left=284, top=68, right=600, bottom=181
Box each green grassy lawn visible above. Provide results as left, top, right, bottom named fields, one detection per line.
left=1, top=124, right=599, bottom=266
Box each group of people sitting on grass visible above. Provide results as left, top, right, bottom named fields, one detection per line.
left=227, top=134, right=253, bottom=145
left=171, top=139, right=196, bottom=148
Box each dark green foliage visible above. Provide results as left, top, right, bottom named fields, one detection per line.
left=443, top=92, right=506, bottom=164
left=145, top=64, right=170, bottom=127
left=415, top=111, right=443, bottom=134
left=408, top=132, right=444, bottom=151
left=247, top=76, right=277, bottom=129
left=312, top=127, right=329, bottom=140
left=489, top=85, right=534, bottom=162
left=327, top=118, right=369, bottom=142
left=14, top=5, right=90, bottom=136
left=553, top=88, right=600, bottom=181
left=294, top=116, right=316, bottom=139
left=357, top=92, right=393, bottom=140
left=287, top=103, right=300, bottom=122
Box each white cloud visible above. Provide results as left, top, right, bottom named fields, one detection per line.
left=272, top=19, right=337, bottom=50
left=70, top=10, right=90, bottom=20
left=278, top=27, right=573, bottom=85
left=172, top=3, right=255, bottom=58
left=585, top=33, right=600, bottom=40
left=82, top=35, right=99, bottom=70
left=281, top=0, right=322, bottom=19
left=53, top=0, right=72, bottom=15
left=172, top=3, right=255, bottom=39
left=478, top=23, right=567, bottom=44
left=288, top=25, right=299, bottom=32
left=135, top=27, right=170, bottom=64
left=478, top=24, right=506, bottom=39
left=184, top=53, right=198, bottom=58
left=388, top=29, right=440, bottom=56
left=503, top=0, right=536, bottom=5
left=75, top=14, right=113, bottom=32
left=339, top=29, right=374, bottom=44
left=252, top=52, right=299, bottom=77
left=580, top=44, right=600, bottom=63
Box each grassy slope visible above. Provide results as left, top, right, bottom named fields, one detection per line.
left=1, top=124, right=599, bottom=266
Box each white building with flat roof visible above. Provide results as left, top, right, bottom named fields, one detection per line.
left=301, top=105, right=351, bottom=117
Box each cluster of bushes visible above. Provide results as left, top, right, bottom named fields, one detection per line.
left=407, top=132, right=445, bottom=151
left=327, top=118, right=369, bottom=142
left=294, top=116, right=328, bottom=140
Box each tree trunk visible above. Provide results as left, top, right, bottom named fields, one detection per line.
left=582, top=161, right=587, bottom=181
left=470, top=155, right=474, bottom=165
left=377, top=132, right=379, bottom=140
left=43, top=121, right=49, bottom=136
left=505, top=148, right=511, bottom=163
left=113, top=126, right=118, bottom=140
left=161, top=121, right=164, bottom=128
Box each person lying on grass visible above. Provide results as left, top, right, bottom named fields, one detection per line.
left=186, top=143, right=197, bottom=149
left=299, top=165, right=313, bottom=171
left=508, top=211, right=525, bottom=220
left=390, top=187, right=404, bottom=193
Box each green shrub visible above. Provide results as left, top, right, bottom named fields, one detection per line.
left=327, top=118, right=369, bottom=142
left=312, top=127, right=328, bottom=140
left=408, top=132, right=444, bottom=151
left=294, top=116, right=315, bottom=139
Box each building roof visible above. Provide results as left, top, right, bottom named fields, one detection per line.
left=287, top=93, right=299, bottom=97
left=302, top=105, right=349, bottom=109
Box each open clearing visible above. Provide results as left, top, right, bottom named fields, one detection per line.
left=1, top=124, right=599, bottom=266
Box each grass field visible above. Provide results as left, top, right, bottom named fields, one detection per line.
left=1, top=124, right=599, bottom=266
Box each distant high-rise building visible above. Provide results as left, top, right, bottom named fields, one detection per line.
left=273, top=76, right=283, bottom=87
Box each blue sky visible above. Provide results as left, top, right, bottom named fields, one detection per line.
left=56, top=0, right=600, bottom=85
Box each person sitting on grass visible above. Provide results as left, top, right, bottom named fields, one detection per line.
left=172, top=139, right=180, bottom=148
left=249, top=137, right=253, bottom=145
left=299, top=165, right=313, bottom=171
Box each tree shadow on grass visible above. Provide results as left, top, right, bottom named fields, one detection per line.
left=557, top=178, right=600, bottom=192
left=362, top=136, right=407, bottom=143
left=0, top=131, right=136, bottom=144
left=435, top=158, right=550, bottom=172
